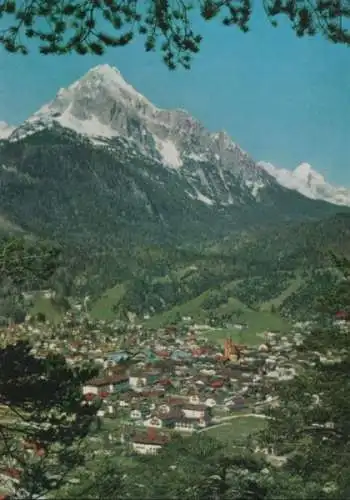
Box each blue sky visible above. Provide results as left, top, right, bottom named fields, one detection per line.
left=0, top=5, right=349, bottom=185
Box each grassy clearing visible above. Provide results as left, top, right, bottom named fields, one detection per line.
left=0, top=405, right=15, bottom=423
left=242, top=310, right=290, bottom=333
left=200, top=312, right=290, bottom=347
left=217, top=296, right=251, bottom=316
left=144, top=283, right=290, bottom=337
left=30, top=295, right=65, bottom=324
left=144, top=289, right=252, bottom=329
left=202, top=327, right=261, bottom=346
left=260, top=273, right=304, bottom=311
left=90, top=284, right=125, bottom=320
left=144, top=289, right=214, bottom=328
left=204, top=416, right=267, bottom=443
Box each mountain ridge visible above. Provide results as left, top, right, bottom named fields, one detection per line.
left=259, top=161, right=350, bottom=207
left=0, top=64, right=278, bottom=219
left=0, top=62, right=349, bottom=326
left=0, top=64, right=348, bottom=255
left=9, top=64, right=271, bottom=206
left=6, top=65, right=348, bottom=210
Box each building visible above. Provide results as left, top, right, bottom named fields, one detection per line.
left=131, top=428, right=170, bottom=455
left=129, top=370, right=160, bottom=389
left=223, top=338, right=246, bottom=362
left=106, top=351, right=129, bottom=363
left=174, top=415, right=209, bottom=432
left=182, top=403, right=208, bottom=419
left=83, top=373, right=129, bottom=396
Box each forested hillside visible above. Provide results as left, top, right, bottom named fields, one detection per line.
left=1, top=213, right=349, bottom=326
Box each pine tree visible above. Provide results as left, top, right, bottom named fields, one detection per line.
left=0, top=1, right=349, bottom=68
left=0, top=236, right=99, bottom=498
left=0, top=341, right=99, bottom=498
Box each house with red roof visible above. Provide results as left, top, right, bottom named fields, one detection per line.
left=131, top=428, right=170, bottom=455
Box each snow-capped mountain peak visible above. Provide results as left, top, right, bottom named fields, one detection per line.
left=0, top=121, right=15, bottom=139
left=259, top=161, right=350, bottom=207
left=24, top=63, right=156, bottom=139
left=1, top=63, right=348, bottom=223
left=4, top=64, right=278, bottom=205
left=294, top=162, right=313, bottom=176
left=69, top=64, right=153, bottom=105
left=293, top=162, right=326, bottom=186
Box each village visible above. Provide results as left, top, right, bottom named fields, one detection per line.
left=1, top=305, right=350, bottom=498
left=1, top=305, right=350, bottom=500
left=0, top=307, right=316, bottom=457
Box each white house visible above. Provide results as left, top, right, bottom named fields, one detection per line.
left=143, top=416, right=163, bottom=428
left=174, top=415, right=209, bottom=432
left=83, top=384, right=99, bottom=396
left=182, top=404, right=207, bottom=419
left=131, top=431, right=169, bottom=455
left=188, top=395, right=201, bottom=405
left=158, top=403, right=171, bottom=414
left=204, top=398, right=217, bottom=407
left=83, top=374, right=129, bottom=396
left=131, top=440, right=163, bottom=455
left=130, top=409, right=142, bottom=420
left=129, top=375, right=147, bottom=389
left=174, top=419, right=196, bottom=432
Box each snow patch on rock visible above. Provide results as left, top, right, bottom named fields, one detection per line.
left=0, top=121, right=15, bottom=139
left=155, top=137, right=183, bottom=169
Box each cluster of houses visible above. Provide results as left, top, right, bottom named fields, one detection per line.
left=3, top=307, right=349, bottom=499
left=83, top=360, right=250, bottom=453
left=78, top=326, right=307, bottom=455
left=0, top=309, right=328, bottom=464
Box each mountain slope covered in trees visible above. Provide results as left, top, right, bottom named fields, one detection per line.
left=0, top=65, right=347, bottom=255
left=8, top=212, right=347, bottom=327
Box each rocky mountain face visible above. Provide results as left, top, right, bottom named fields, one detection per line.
left=259, top=161, right=350, bottom=207
left=0, top=65, right=347, bottom=249
left=10, top=64, right=272, bottom=207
